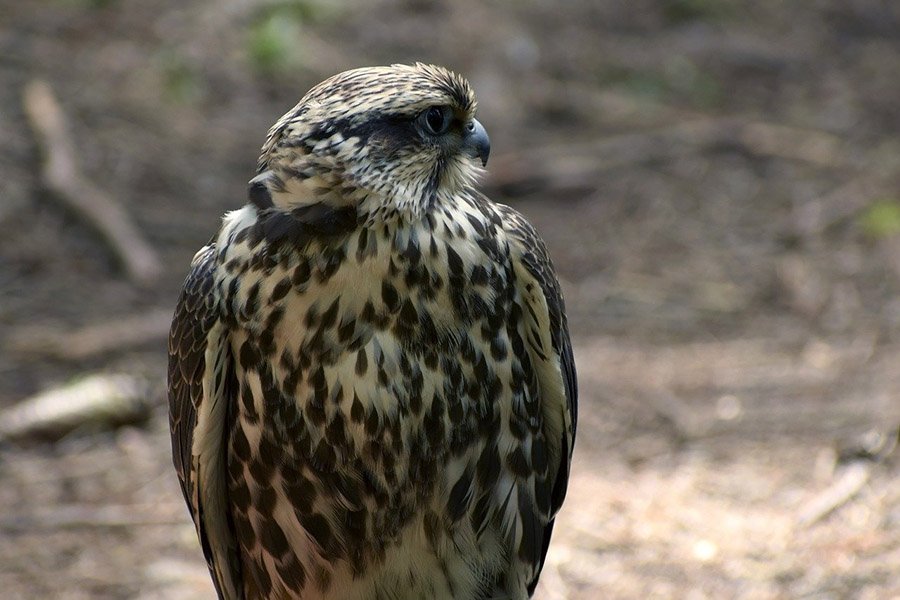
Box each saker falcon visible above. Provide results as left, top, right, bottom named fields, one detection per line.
left=168, top=63, right=577, bottom=600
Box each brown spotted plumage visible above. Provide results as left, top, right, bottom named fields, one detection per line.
left=168, top=63, right=576, bottom=599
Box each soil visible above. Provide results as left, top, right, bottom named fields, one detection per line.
left=1, top=1, right=899, bottom=598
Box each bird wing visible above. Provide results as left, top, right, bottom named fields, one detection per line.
left=497, top=203, right=577, bottom=595
left=168, top=243, right=243, bottom=599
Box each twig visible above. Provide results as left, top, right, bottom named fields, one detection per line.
left=0, top=373, right=152, bottom=442
left=22, top=80, right=162, bottom=285
left=6, top=308, right=172, bottom=360
left=797, top=462, right=871, bottom=527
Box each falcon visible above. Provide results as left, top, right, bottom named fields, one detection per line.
left=168, top=63, right=577, bottom=600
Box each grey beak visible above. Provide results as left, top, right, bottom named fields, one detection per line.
left=463, top=119, right=491, bottom=167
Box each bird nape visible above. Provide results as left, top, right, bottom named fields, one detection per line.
left=168, top=63, right=576, bottom=600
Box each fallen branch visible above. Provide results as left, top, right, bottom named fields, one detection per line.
left=797, top=462, right=871, bottom=527
left=0, top=373, right=152, bottom=443
left=6, top=308, right=172, bottom=360
left=22, top=80, right=162, bottom=285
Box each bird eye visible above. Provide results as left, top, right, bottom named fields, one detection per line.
left=421, top=106, right=453, bottom=136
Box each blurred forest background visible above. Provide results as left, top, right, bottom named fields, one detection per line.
left=1, top=0, right=899, bottom=598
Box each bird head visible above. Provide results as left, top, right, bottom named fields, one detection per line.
left=252, top=63, right=490, bottom=220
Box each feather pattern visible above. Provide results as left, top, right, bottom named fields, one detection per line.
left=167, top=64, right=575, bottom=600
left=168, top=244, right=243, bottom=598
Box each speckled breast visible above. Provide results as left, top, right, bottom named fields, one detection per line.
left=213, top=200, right=527, bottom=597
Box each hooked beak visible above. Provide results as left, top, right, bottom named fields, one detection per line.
left=462, top=118, right=491, bottom=167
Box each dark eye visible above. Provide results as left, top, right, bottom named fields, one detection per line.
left=421, top=105, right=453, bottom=135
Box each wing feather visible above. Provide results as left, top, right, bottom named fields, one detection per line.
left=168, top=244, right=243, bottom=599
left=497, top=203, right=577, bottom=595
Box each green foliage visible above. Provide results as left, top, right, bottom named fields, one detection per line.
left=620, top=71, right=668, bottom=101
left=247, top=1, right=345, bottom=74
left=596, top=57, right=722, bottom=109
left=160, top=52, right=203, bottom=104
left=664, top=55, right=723, bottom=108
left=662, top=0, right=736, bottom=23
left=248, top=10, right=303, bottom=74
left=55, top=0, right=119, bottom=9
left=859, top=199, right=900, bottom=238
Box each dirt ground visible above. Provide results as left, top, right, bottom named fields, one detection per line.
left=1, top=1, right=899, bottom=598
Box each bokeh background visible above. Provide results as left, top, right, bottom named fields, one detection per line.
left=1, top=1, right=899, bottom=598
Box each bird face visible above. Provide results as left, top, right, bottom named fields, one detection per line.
left=256, top=64, right=490, bottom=218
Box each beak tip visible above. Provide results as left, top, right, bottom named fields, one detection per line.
left=465, top=118, right=491, bottom=168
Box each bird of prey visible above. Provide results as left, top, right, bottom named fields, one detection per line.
left=168, top=63, right=577, bottom=600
